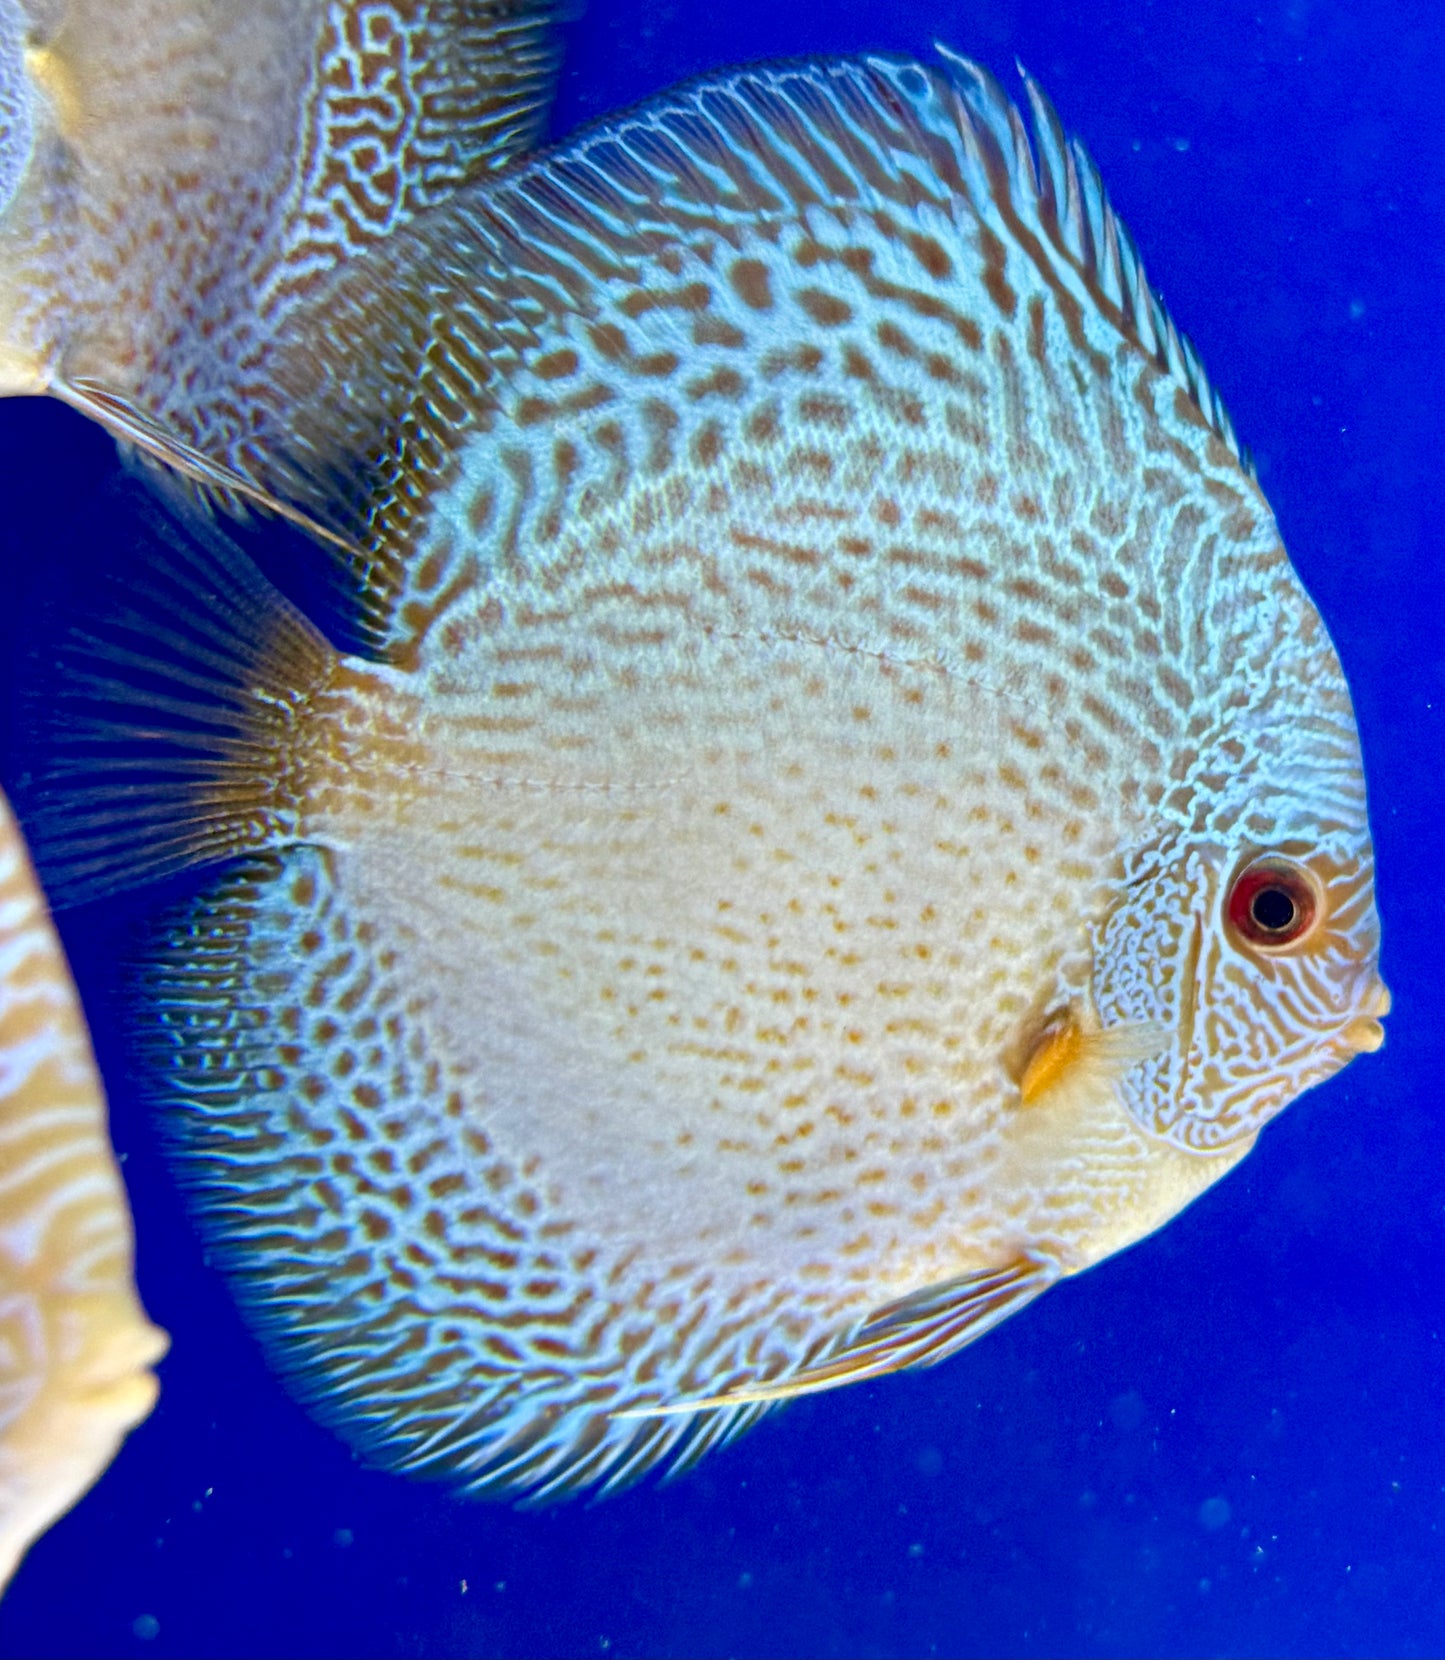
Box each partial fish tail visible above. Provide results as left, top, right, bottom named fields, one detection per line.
left=14, top=492, right=337, bottom=908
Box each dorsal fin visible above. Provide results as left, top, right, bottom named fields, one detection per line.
left=616, top=1254, right=1058, bottom=1416
left=938, top=51, right=1251, bottom=475
left=260, top=48, right=1256, bottom=656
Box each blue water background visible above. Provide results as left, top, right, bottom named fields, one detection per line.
left=0, top=0, right=1440, bottom=1653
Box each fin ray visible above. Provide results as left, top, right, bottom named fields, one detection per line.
left=15, top=496, right=334, bottom=908
left=617, top=1254, right=1058, bottom=1416
left=53, top=376, right=366, bottom=560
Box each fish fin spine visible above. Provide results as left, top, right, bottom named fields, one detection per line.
left=937, top=50, right=1251, bottom=474
left=53, top=375, right=367, bottom=560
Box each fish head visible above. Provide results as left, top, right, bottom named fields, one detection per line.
left=1091, top=637, right=1384, bottom=1153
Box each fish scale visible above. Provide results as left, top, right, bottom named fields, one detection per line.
left=23, top=50, right=1384, bottom=1494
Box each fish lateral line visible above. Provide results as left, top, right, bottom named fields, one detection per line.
left=700, top=625, right=1042, bottom=718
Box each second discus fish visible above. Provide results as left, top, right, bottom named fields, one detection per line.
left=0, top=0, right=567, bottom=522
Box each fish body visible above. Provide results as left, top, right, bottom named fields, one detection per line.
left=0, top=790, right=166, bottom=1587
left=29, top=54, right=1384, bottom=1496
left=0, top=0, right=566, bottom=487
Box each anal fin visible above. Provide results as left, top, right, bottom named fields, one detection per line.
left=616, top=1253, right=1058, bottom=1417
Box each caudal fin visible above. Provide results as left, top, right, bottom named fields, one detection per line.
left=14, top=493, right=336, bottom=909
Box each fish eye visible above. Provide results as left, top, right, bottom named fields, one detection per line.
left=1224, top=856, right=1320, bottom=952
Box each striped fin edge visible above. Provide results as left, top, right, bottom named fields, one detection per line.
left=617, top=1254, right=1058, bottom=1417
left=935, top=49, right=1251, bottom=474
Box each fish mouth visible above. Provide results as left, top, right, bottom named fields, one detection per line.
left=1337, top=976, right=1390, bottom=1055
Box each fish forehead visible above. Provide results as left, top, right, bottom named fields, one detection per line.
left=0, top=791, right=112, bottom=1266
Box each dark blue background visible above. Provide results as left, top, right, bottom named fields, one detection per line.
left=0, top=1, right=1440, bottom=1654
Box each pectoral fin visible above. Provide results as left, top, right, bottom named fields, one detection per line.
left=1019, top=1007, right=1170, bottom=1114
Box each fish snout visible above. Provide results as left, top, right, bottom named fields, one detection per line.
left=1338, top=975, right=1390, bottom=1055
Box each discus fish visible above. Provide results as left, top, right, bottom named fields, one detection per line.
left=0, top=790, right=166, bottom=1588
left=25, top=52, right=1385, bottom=1499
left=0, top=0, right=567, bottom=525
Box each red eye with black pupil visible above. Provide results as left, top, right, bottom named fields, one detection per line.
left=1226, top=859, right=1318, bottom=949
